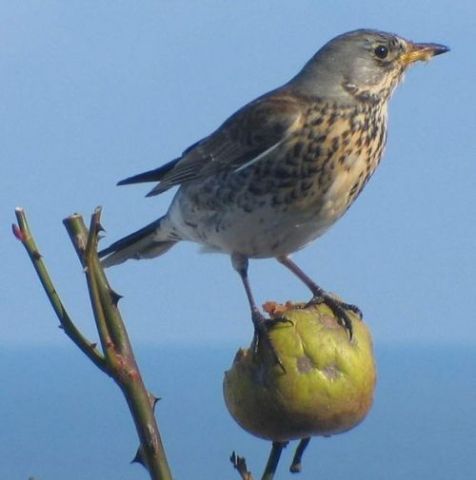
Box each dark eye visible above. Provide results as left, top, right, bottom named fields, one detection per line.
left=374, top=45, right=389, bottom=59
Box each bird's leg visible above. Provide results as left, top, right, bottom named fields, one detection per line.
left=231, top=253, right=285, bottom=370
left=231, top=253, right=264, bottom=324
left=277, top=255, right=361, bottom=338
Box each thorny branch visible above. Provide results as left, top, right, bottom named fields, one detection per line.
left=14, top=207, right=172, bottom=480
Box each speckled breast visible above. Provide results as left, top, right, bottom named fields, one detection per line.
left=170, top=100, right=388, bottom=257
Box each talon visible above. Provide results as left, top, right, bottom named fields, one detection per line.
left=307, top=294, right=361, bottom=340
left=338, top=308, right=353, bottom=340
left=338, top=301, right=362, bottom=319
left=251, top=311, right=286, bottom=372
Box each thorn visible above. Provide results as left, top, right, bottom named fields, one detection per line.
left=109, top=289, right=123, bottom=305
left=58, top=325, right=64, bottom=330
left=96, top=221, right=106, bottom=234
left=89, top=342, right=97, bottom=349
left=12, top=224, right=25, bottom=242
left=131, top=446, right=147, bottom=469
left=148, top=393, right=161, bottom=409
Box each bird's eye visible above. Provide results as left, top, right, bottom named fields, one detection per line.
left=374, top=45, right=389, bottom=59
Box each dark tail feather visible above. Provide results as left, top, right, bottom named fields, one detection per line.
left=99, top=218, right=177, bottom=267
left=117, top=158, right=180, bottom=186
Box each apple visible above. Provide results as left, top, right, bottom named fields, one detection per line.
left=223, top=302, right=376, bottom=441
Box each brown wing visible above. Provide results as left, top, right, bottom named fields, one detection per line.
left=118, top=92, right=304, bottom=196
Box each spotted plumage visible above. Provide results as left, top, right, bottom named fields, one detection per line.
left=99, top=29, right=448, bottom=341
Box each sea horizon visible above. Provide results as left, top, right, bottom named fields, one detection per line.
left=2, top=343, right=474, bottom=479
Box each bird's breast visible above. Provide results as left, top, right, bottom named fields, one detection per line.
left=304, top=101, right=388, bottom=219
left=169, top=101, right=388, bottom=257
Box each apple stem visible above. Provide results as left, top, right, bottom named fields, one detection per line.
left=261, top=441, right=287, bottom=480
left=290, top=437, right=311, bottom=473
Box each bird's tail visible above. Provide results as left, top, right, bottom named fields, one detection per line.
left=99, top=217, right=177, bottom=267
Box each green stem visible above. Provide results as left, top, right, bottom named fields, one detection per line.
left=84, top=209, right=135, bottom=354
left=261, top=442, right=286, bottom=480
left=64, top=213, right=115, bottom=360
left=290, top=437, right=310, bottom=473
left=13, top=208, right=107, bottom=373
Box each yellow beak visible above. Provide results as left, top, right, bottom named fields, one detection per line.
left=400, top=42, right=449, bottom=66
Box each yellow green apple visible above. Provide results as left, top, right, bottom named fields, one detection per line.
left=223, top=302, right=376, bottom=441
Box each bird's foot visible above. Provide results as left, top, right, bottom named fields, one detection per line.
left=306, top=293, right=362, bottom=340
left=251, top=309, right=288, bottom=372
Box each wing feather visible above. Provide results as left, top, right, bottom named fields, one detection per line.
left=119, top=92, right=304, bottom=196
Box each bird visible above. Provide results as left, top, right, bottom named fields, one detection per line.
left=99, top=29, right=448, bottom=346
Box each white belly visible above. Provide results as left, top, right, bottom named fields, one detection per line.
left=168, top=198, right=335, bottom=258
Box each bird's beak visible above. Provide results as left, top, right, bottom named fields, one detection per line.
left=399, top=42, right=449, bottom=67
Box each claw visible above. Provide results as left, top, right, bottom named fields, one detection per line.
left=307, top=294, right=360, bottom=340
left=251, top=310, right=286, bottom=372
left=339, top=301, right=362, bottom=319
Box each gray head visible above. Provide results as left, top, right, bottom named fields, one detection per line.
left=289, top=29, right=449, bottom=104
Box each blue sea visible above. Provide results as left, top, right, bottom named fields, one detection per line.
left=2, top=344, right=475, bottom=479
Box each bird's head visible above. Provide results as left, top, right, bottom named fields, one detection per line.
left=292, top=29, right=449, bottom=104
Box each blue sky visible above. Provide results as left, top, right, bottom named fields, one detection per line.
left=3, top=1, right=475, bottom=348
